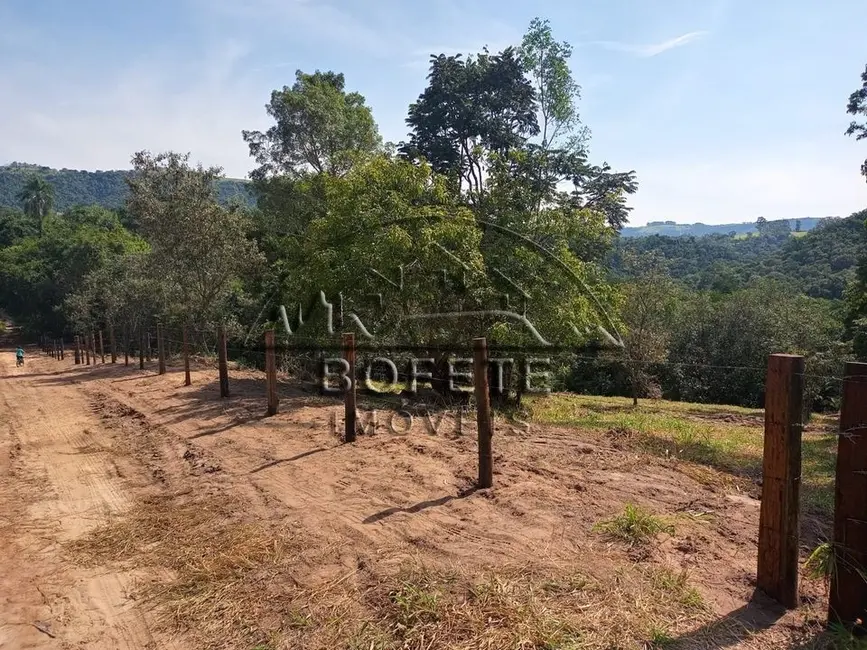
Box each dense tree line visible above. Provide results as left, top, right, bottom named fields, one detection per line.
left=0, top=163, right=254, bottom=213
left=619, top=217, right=823, bottom=238
left=0, top=21, right=864, bottom=414
left=611, top=212, right=867, bottom=300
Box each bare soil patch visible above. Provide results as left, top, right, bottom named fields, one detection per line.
left=1, top=352, right=837, bottom=648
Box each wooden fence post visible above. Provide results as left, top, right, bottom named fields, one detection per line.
left=829, top=361, right=867, bottom=628
left=74, top=336, right=81, bottom=364
left=218, top=325, right=229, bottom=398
left=139, top=330, right=145, bottom=370
left=123, top=323, right=129, bottom=366
left=342, top=332, right=356, bottom=442
left=474, top=337, right=494, bottom=489
left=109, top=327, right=117, bottom=364
left=157, top=323, right=166, bottom=375
left=265, top=329, right=279, bottom=416
left=757, top=353, right=805, bottom=609
left=183, top=326, right=191, bottom=386
left=59, top=339, right=64, bottom=361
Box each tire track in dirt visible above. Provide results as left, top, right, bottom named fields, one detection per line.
left=0, top=350, right=182, bottom=649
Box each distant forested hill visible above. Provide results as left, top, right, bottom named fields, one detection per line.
left=611, top=210, right=867, bottom=299
left=620, top=217, right=826, bottom=238
left=0, top=162, right=255, bottom=211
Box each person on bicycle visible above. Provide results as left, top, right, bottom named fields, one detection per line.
left=15, top=347, right=24, bottom=366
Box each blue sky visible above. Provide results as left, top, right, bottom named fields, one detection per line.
left=1, top=0, right=866, bottom=226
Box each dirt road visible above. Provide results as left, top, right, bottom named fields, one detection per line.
left=0, top=349, right=171, bottom=649
left=0, top=346, right=825, bottom=649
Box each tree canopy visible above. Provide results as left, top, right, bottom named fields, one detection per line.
left=17, top=175, right=54, bottom=236
left=846, top=63, right=867, bottom=181
left=242, top=70, right=382, bottom=181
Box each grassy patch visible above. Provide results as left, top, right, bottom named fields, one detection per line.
left=823, top=623, right=867, bottom=650
left=645, top=566, right=705, bottom=609
left=364, top=562, right=709, bottom=649
left=594, top=504, right=674, bottom=547
left=524, top=393, right=838, bottom=516
left=647, top=625, right=675, bottom=648
left=65, top=493, right=715, bottom=649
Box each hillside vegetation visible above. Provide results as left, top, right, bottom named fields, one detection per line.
left=0, top=162, right=255, bottom=212
left=620, top=216, right=825, bottom=238
left=0, top=18, right=864, bottom=418
left=612, top=212, right=867, bottom=300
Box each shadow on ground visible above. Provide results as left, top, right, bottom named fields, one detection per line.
left=363, top=487, right=480, bottom=524
left=672, top=590, right=788, bottom=648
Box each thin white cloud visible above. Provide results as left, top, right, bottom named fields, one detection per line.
left=0, top=40, right=267, bottom=179
left=195, top=0, right=410, bottom=58
left=593, top=31, right=709, bottom=58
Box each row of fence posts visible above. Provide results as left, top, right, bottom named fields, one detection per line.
left=757, top=354, right=867, bottom=629
left=338, top=333, right=494, bottom=489
left=40, top=336, right=64, bottom=360
left=50, top=329, right=867, bottom=629
left=70, top=331, right=109, bottom=366
left=66, top=324, right=176, bottom=376
left=62, top=323, right=208, bottom=392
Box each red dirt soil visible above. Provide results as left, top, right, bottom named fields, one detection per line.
left=0, top=348, right=830, bottom=649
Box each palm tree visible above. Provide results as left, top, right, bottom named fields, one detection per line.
left=17, top=175, right=55, bottom=236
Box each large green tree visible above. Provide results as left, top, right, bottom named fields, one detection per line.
left=126, top=151, right=264, bottom=328
left=400, top=47, right=538, bottom=201
left=400, top=19, right=637, bottom=229
left=242, top=70, right=382, bottom=181
left=844, top=65, right=867, bottom=357
left=264, top=152, right=621, bottom=401
left=17, top=175, right=55, bottom=236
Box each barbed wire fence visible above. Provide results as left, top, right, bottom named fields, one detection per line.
left=32, top=320, right=867, bottom=630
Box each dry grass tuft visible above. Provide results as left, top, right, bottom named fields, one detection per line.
left=66, top=493, right=321, bottom=649
left=63, top=494, right=713, bottom=648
